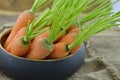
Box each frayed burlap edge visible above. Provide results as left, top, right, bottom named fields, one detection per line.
left=85, top=40, right=120, bottom=80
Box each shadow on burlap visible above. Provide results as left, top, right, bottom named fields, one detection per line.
left=0, top=23, right=120, bottom=80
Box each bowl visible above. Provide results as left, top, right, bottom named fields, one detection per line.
left=0, top=29, right=86, bottom=80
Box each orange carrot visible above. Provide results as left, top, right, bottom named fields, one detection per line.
left=31, top=31, right=50, bottom=49
left=70, top=44, right=81, bottom=54
left=67, top=25, right=77, bottom=33
left=60, top=33, right=78, bottom=45
left=69, top=28, right=82, bottom=53
left=26, top=38, right=54, bottom=60
left=8, top=27, right=31, bottom=56
left=10, top=36, right=31, bottom=56
left=7, top=10, right=51, bottom=56
left=48, top=42, right=69, bottom=59
left=4, top=10, right=34, bottom=48
left=3, top=0, right=51, bottom=48
left=54, top=33, right=66, bottom=43
left=5, top=27, right=27, bottom=52
left=54, top=28, right=79, bottom=44
left=68, top=27, right=81, bottom=34
left=61, top=27, right=81, bottom=54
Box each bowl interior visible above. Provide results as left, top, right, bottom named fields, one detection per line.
left=0, top=29, right=11, bottom=46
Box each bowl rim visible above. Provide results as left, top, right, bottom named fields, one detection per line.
left=0, top=29, right=85, bottom=62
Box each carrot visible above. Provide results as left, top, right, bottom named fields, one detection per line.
left=8, top=27, right=31, bottom=56
left=68, top=27, right=81, bottom=34
left=48, top=42, right=69, bottom=59
left=60, top=32, right=81, bottom=54
left=7, top=26, right=49, bottom=57
left=26, top=38, right=54, bottom=60
left=53, top=26, right=80, bottom=45
left=10, top=36, right=31, bottom=57
left=46, top=0, right=90, bottom=59
left=31, top=30, right=50, bottom=49
left=66, top=25, right=77, bottom=33
left=70, top=44, right=81, bottom=54
left=3, top=10, right=34, bottom=48
left=3, top=0, right=51, bottom=48
left=68, top=10, right=120, bottom=54
left=5, top=27, right=27, bottom=52
left=67, top=28, right=81, bottom=54
left=54, top=33, right=66, bottom=43
left=60, top=33, right=78, bottom=45
left=49, top=1, right=120, bottom=59
left=26, top=0, right=89, bottom=60
left=6, top=7, right=52, bottom=57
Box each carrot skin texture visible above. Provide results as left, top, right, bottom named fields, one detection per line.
left=68, top=28, right=81, bottom=34
left=48, top=42, right=69, bottom=59
left=26, top=38, right=53, bottom=60
left=5, top=27, right=27, bottom=52
left=4, top=10, right=34, bottom=48
left=31, top=31, right=49, bottom=49
left=54, top=33, right=66, bottom=43
left=31, top=26, right=50, bottom=47
left=68, top=28, right=81, bottom=53
left=67, top=25, right=77, bottom=33
left=10, top=36, right=31, bottom=56
left=61, top=28, right=81, bottom=54
left=60, top=33, right=77, bottom=45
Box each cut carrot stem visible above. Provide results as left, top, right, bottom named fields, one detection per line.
left=26, top=38, right=54, bottom=60
left=48, top=42, right=69, bottom=59
left=31, top=28, right=50, bottom=49
left=6, top=8, right=51, bottom=57
left=4, top=10, right=34, bottom=48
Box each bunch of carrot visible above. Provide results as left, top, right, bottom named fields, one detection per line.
left=4, top=0, right=52, bottom=48
left=3, top=0, right=120, bottom=60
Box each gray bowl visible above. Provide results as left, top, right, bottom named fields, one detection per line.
left=0, top=29, right=86, bottom=80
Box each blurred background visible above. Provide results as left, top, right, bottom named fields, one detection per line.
left=0, top=0, right=119, bottom=26
left=0, top=0, right=52, bottom=26
left=0, top=0, right=34, bottom=12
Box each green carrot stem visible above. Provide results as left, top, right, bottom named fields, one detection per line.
left=78, top=0, right=115, bottom=25
left=33, top=15, right=52, bottom=33
left=23, top=27, right=48, bottom=42
left=85, top=0, right=104, bottom=10
left=48, top=0, right=90, bottom=43
left=69, top=11, right=120, bottom=50
left=26, top=8, right=50, bottom=37
left=30, top=0, right=52, bottom=14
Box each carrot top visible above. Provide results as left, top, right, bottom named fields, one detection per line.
left=30, top=0, right=52, bottom=14
left=69, top=11, right=120, bottom=50
left=22, top=0, right=54, bottom=41
left=47, top=0, right=90, bottom=44
left=23, top=8, right=51, bottom=43
left=77, top=0, right=116, bottom=27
